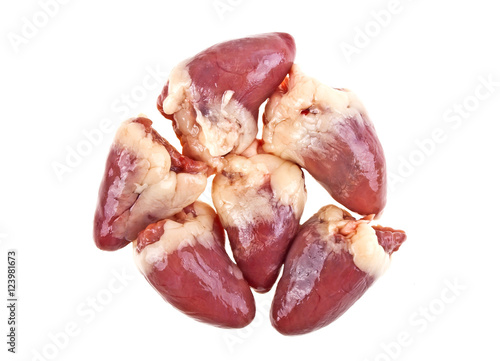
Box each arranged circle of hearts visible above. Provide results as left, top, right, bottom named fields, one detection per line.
left=93, top=33, right=406, bottom=336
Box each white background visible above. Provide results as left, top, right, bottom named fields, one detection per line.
left=1, top=0, right=499, bottom=360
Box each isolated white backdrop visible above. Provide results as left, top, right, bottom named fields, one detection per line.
left=1, top=0, right=499, bottom=360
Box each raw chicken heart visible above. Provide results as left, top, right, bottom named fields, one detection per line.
left=263, top=65, right=387, bottom=216
left=134, top=202, right=255, bottom=328
left=212, top=153, right=306, bottom=292
left=271, top=205, right=406, bottom=335
left=157, top=32, right=296, bottom=170
left=93, top=116, right=208, bottom=251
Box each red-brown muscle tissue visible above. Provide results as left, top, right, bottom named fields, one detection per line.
left=134, top=202, right=255, bottom=328
left=212, top=151, right=306, bottom=293
left=93, top=117, right=208, bottom=251
left=157, top=32, right=295, bottom=170
left=271, top=205, right=406, bottom=335
left=263, top=65, right=387, bottom=217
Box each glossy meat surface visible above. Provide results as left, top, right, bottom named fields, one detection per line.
left=134, top=202, right=255, bottom=328
left=271, top=205, right=406, bottom=335
left=212, top=154, right=306, bottom=292
left=157, top=33, right=296, bottom=169
left=93, top=117, right=208, bottom=251
left=263, top=66, right=387, bottom=216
